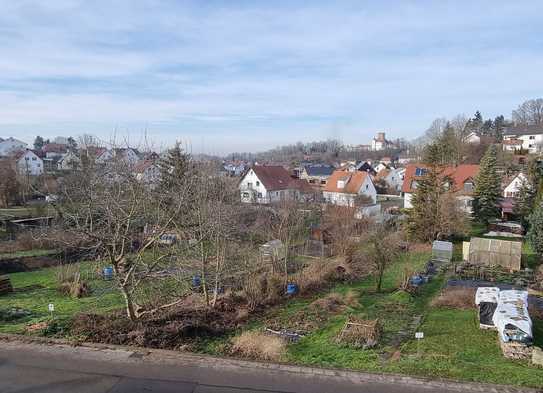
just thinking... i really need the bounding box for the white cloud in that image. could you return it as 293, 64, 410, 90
0, 0, 542, 153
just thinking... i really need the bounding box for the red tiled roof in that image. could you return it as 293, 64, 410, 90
502, 139, 522, 146
251, 165, 295, 191
323, 170, 370, 194
401, 164, 479, 193
42, 143, 67, 153
133, 160, 155, 174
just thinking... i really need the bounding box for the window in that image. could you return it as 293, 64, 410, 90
411, 180, 418, 189
247, 182, 253, 188
415, 168, 427, 176
530, 136, 536, 139
32, 157, 36, 161
257, 192, 262, 198
242, 192, 249, 198
309, 179, 315, 184
464, 181, 474, 192
256, 181, 260, 187
529, 144, 534, 148
365, 184, 369, 190
320, 180, 326, 185
25, 157, 29, 161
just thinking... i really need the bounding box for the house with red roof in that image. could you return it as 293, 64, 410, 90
238, 165, 312, 204
401, 164, 479, 212
322, 170, 376, 207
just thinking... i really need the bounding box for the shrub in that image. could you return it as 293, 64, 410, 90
231, 331, 286, 361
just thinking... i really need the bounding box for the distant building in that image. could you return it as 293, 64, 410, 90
58, 151, 81, 171
371, 132, 394, 151
42, 143, 68, 159
503, 125, 543, 153
323, 170, 377, 206
0, 138, 27, 157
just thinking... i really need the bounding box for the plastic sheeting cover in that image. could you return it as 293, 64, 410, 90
492, 290, 532, 343
475, 287, 500, 305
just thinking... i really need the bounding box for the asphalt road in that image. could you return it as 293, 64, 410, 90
0, 339, 530, 393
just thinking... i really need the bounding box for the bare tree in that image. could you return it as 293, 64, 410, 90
56, 153, 192, 321
513, 98, 543, 126
359, 224, 403, 292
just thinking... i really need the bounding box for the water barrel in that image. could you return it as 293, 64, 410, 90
286, 283, 298, 295
103, 267, 113, 280
192, 275, 201, 288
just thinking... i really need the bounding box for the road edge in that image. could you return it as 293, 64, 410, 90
0, 333, 539, 393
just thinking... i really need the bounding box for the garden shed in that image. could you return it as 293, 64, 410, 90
432, 241, 453, 263
467, 237, 522, 272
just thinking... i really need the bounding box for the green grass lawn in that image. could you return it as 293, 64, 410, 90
0, 249, 59, 260
0, 262, 123, 334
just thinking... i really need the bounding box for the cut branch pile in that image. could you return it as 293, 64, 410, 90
336, 316, 381, 349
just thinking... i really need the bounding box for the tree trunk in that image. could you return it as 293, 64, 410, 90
121, 286, 137, 321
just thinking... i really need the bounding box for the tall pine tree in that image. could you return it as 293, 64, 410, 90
158, 142, 192, 191
473, 145, 502, 223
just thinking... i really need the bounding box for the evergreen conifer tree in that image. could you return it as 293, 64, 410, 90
473, 145, 502, 223
527, 204, 543, 256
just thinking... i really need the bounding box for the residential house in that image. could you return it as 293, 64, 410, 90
134, 160, 161, 186
356, 161, 377, 175
502, 138, 523, 152
503, 125, 543, 153
464, 131, 481, 144
371, 132, 394, 151
239, 165, 310, 204
374, 167, 403, 193
113, 148, 141, 164
401, 164, 479, 213
13, 149, 44, 176
0, 138, 27, 157
374, 162, 388, 173
322, 170, 377, 206
42, 143, 68, 159
222, 161, 246, 177
502, 173, 527, 198
57, 151, 81, 171
299, 164, 335, 187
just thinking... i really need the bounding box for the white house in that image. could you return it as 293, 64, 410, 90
0, 138, 27, 157
464, 132, 481, 144
503, 126, 543, 153
134, 160, 161, 186
502, 173, 528, 198
322, 170, 377, 206
58, 151, 81, 171
14, 149, 44, 176
502, 139, 523, 152
239, 165, 309, 204
374, 167, 403, 192
374, 163, 388, 173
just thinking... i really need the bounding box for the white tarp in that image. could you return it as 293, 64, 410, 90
492, 290, 532, 343
475, 287, 500, 305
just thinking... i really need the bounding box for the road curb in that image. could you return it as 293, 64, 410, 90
0, 333, 540, 393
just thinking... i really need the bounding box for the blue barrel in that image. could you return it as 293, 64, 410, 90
192, 275, 201, 288
286, 283, 298, 295
103, 267, 113, 280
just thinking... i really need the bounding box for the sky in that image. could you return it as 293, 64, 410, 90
0, 1, 542, 155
